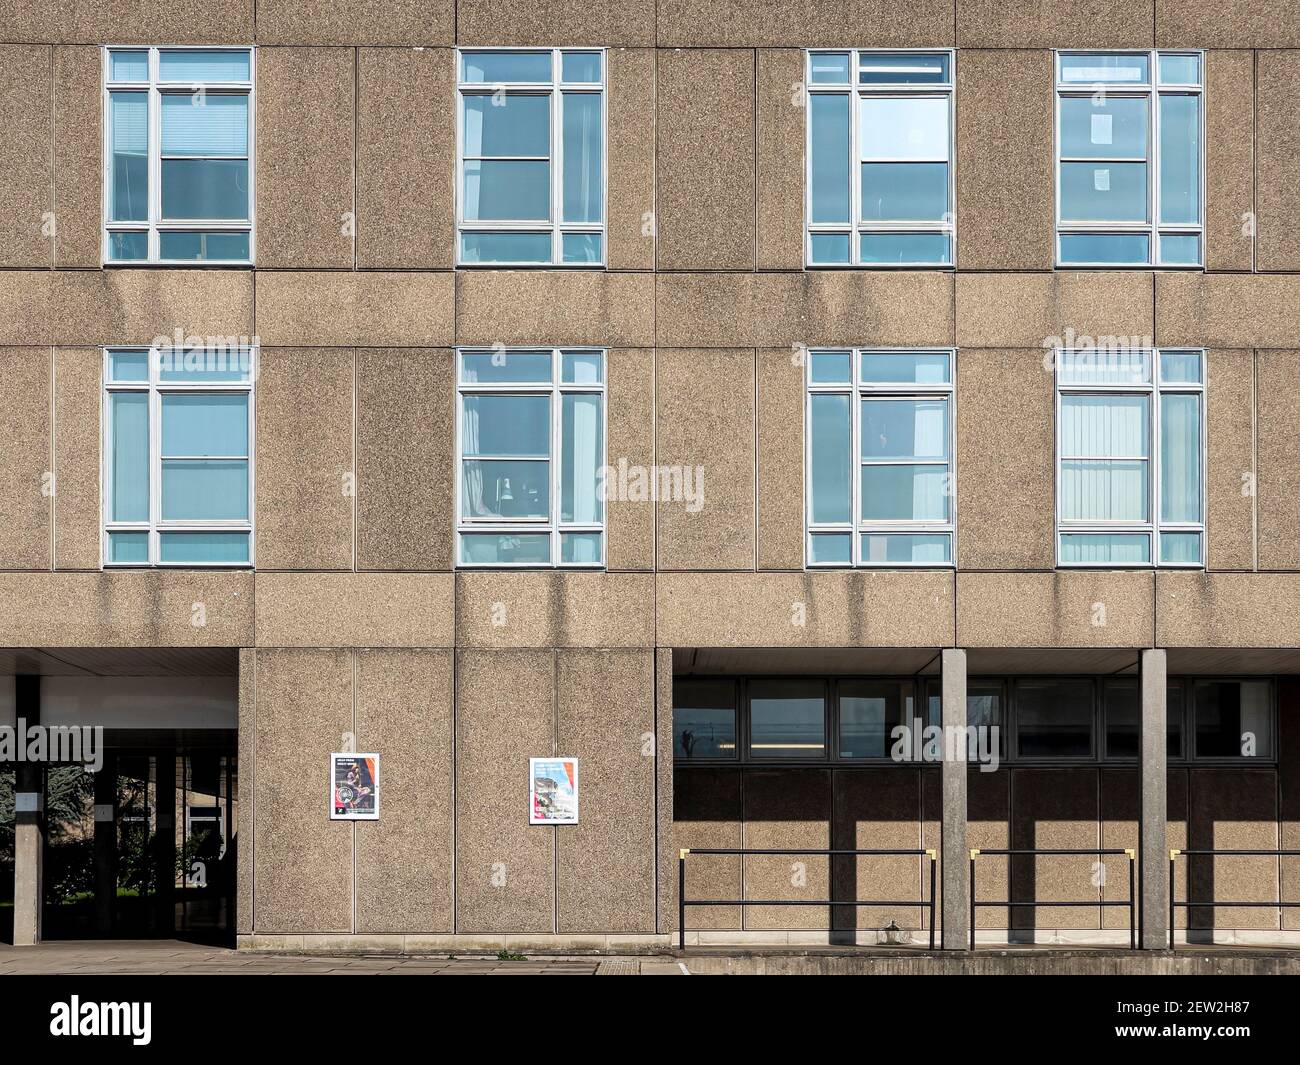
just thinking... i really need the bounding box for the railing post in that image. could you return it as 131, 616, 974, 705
968, 850, 978, 951
1126, 849, 1136, 950
1169, 849, 1179, 952
678, 849, 689, 951
926, 849, 937, 951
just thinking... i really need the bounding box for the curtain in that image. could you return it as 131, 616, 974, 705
110, 393, 149, 522
562, 93, 602, 223
461, 398, 483, 516
562, 395, 602, 564
1060, 394, 1149, 521
1160, 393, 1200, 522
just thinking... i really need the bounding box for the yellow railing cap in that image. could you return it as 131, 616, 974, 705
1169, 848, 1181, 859
970, 848, 981, 859
1124, 848, 1136, 859
679, 848, 691, 859
925, 848, 937, 859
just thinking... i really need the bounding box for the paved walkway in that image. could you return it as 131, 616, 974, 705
0, 941, 607, 975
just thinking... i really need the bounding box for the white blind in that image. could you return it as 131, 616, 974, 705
161, 94, 248, 156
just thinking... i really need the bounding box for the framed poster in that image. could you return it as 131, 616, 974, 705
529, 757, 579, 825
330, 752, 380, 820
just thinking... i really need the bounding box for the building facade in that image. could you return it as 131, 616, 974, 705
2, 1, 1300, 952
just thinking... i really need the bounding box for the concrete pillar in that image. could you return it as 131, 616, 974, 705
940, 648, 968, 950
12, 675, 42, 946
153, 750, 176, 935
1140, 648, 1169, 949
93, 752, 118, 935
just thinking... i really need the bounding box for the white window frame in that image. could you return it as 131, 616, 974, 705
1054, 348, 1206, 568
805, 49, 956, 269
102, 45, 256, 266
455, 48, 607, 268
455, 348, 607, 568
1054, 49, 1204, 268
805, 348, 956, 568
101, 346, 256, 568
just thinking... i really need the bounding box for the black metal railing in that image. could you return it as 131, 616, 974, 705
677, 847, 937, 951
969, 847, 1137, 951
1168, 848, 1300, 949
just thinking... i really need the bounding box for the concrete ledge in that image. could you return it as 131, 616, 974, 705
238, 932, 675, 954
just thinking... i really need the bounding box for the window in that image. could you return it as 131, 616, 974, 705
1055, 51, 1202, 266
1194, 680, 1273, 760
748, 680, 827, 760
673, 679, 738, 760
838, 680, 914, 758
1055, 349, 1204, 566
807, 349, 954, 566
456, 349, 605, 566
1015, 678, 1094, 758
806, 50, 954, 266
456, 49, 605, 266
103, 346, 254, 566
104, 47, 254, 264
1103, 679, 1183, 758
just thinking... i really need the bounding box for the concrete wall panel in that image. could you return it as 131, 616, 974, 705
0, 348, 51, 569
832, 769, 923, 932
1011, 769, 1101, 930
673, 768, 742, 930
757, 347, 804, 570
744, 769, 831, 930
1206, 350, 1255, 571
958, 572, 1155, 648
756, 49, 804, 272
1204, 51, 1255, 272
454, 272, 654, 348
605, 348, 656, 571
1257, 350, 1300, 569
607, 49, 657, 272
256, 572, 455, 647
657, 0, 955, 47
255, 0, 454, 44
455, 572, 654, 649
0, 46, 51, 269
958, 0, 1154, 47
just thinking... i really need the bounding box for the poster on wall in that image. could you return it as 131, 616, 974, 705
529, 757, 579, 825
330, 753, 380, 820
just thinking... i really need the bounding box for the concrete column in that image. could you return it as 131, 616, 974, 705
940, 648, 968, 950
1140, 648, 1169, 949
12, 675, 42, 946
153, 750, 177, 935
93, 752, 118, 935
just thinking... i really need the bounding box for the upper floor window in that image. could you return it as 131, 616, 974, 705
806, 349, 954, 567
456, 349, 605, 566
806, 50, 954, 267
456, 49, 605, 266
104, 47, 254, 264
1055, 51, 1202, 267
1055, 349, 1204, 567
103, 346, 255, 567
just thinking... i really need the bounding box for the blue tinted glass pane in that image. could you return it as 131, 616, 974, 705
1060, 461, 1149, 521
1159, 350, 1202, 383
109, 51, 148, 81
462, 394, 551, 456
161, 94, 248, 155
561, 394, 603, 523
107, 531, 149, 564
859, 232, 950, 264
461, 52, 553, 84
809, 350, 851, 383
562, 93, 602, 222
808, 532, 851, 564
159, 231, 249, 260
1060, 533, 1150, 564
861, 162, 948, 221
460, 532, 552, 564
1158, 54, 1201, 85
809, 394, 851, 523
1061, 162, 1148, 221
461, 350, 553, 383
108, 350, 149, 382
561, 52, 601, 83
161, 159, 249, 219
460, 231, 553, 263
110, 393, 149, 522
159, 349, 253, 382
162, 394, 248, 456
462, 459, 549, 519
1060, 54, 1149, 84
1059, 232, 1150, 264
1060, 393, 1150, 457
860, 465, 948, 521
561, 232, 602, 263
861, 398, 948, 460
1159, 95, 1200, 224
810, 53, 850, 84
809, 232, 850, 263
1056, 349, 1152, 385
159, 50, 250, 82
161, 460, 249, 519
1159, 233, 1200, 264
860, 351, 950, 384
749, 682, 826, 759
159, 531, 250, 564
560, 532, 602, 564
1160, 393, 1201, 523
1060, 96, 1148, 158
809, 94, 850, 224
109, 92, 148, 222
463, 160, 550, 220
1160, 531, 1201, 564
462, 94, 550, 156
859, 52, 949, 85
561, 352, 602, 383
107, 231, 149, 260
860, 96, 949, 160
860, 533, 951, 564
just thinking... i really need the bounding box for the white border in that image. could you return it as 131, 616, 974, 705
330, 752, 381, 821
529, 756, 579, 825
